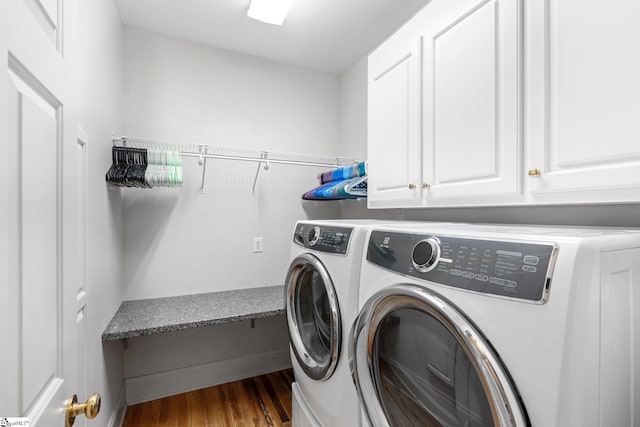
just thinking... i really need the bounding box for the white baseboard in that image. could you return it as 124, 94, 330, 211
125, 348, 292, 405
107, 383, 127, 427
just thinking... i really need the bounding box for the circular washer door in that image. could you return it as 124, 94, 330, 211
349, 284, 529, 427
286, 253, 341, 381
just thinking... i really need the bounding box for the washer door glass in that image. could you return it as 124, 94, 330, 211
375, 308, 492, 426
286, 253, 341, 381
350, 284, 528, 427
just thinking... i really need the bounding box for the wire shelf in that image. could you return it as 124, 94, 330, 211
111, 136, 358, 194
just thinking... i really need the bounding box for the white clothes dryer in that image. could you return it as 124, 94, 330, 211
286, 220, 382, 427
350, 222, 640, 427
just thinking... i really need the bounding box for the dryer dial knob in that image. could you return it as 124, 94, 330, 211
411, 238, 441, 273
308, 226, 321, 246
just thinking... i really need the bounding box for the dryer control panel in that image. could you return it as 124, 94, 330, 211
367, 231, 557, 303
294, 223, 352, 254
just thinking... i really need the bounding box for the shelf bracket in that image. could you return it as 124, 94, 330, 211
252, 151, 269, 194
199, 144, 208, 194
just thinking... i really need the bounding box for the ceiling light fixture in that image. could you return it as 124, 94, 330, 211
247, 0, 295, 26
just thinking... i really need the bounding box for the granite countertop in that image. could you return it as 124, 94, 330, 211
102, 285, 285, 341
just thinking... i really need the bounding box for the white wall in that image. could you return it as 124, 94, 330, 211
116, 27, 349, 403
121, 27, 342, 301
338, 58, 368, 160
123, 316, 290, 404
76, 0, 127, 425
337, 59, 640, 227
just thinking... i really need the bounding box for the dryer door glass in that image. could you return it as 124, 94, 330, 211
350, 284, 528, 427
296, 268, 332, 358
286, 253, 341, 381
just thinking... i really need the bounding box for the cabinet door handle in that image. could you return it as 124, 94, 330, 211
528, 169, 541, 177
408, 183, 416, 190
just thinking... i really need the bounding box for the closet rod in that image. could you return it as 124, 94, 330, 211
180, 152, 342, 168
112, 138, 345, 168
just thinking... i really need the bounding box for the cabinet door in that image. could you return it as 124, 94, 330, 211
526, 0, 640, 203
422, 0, 522, 205
367, 34, 423, 208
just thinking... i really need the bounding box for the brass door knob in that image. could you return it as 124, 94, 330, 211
528, 168, 541, 177
422, 183, 430, 189
66, 393, 101, 427
408, 183, 416, 190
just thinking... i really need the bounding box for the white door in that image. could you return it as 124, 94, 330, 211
367, 31, 423, 208
526, 0, 640, 203
422, 0, 521, 205
1, 0, 86, 425
74, 127, 90, 427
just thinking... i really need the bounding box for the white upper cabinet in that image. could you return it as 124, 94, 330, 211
423, 0, 521, 205
368, 0, 640, 207
367, 30, 423, 207
526, 0, 640, 203
367, 0, 522, 208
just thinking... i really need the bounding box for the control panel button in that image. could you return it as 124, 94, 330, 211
411, 238, 441, 273
524, 255, 539, 265
462, 271, 474, 279
522, 265, 537, 273
489, 277, 506, 286
308, 226, 321, 246
475, 274, 489, 281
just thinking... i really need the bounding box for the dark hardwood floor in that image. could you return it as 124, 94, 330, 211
122, 369, 294, 427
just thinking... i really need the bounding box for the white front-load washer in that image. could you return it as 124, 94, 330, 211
350, 222, 640, 427
285, 220, 380, 427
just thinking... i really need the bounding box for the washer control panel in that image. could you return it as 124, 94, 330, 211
367, 230, 557, 303
294, 223, 352, 254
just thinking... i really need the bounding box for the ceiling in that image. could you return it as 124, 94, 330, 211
115, 0, 431, 74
